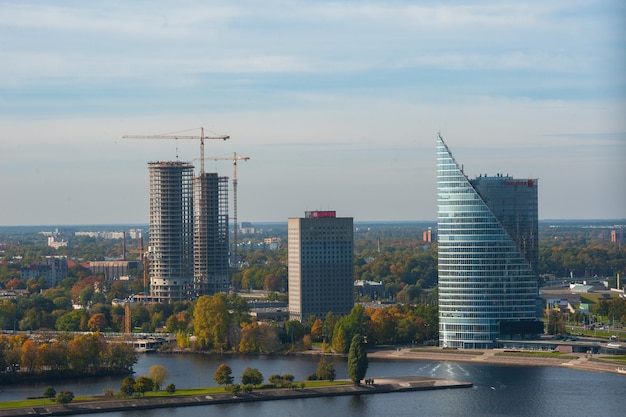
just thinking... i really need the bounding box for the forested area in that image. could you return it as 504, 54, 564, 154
0, 332, 136, 380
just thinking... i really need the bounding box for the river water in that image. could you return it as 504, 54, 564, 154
1, 353, 624, 417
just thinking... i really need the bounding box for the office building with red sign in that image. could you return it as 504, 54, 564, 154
288, 211, 354, 321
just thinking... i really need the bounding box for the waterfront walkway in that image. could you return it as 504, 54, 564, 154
0, 376, 471, 416
367, 347, 624, 374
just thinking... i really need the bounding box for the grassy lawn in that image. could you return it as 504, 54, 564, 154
0, 398, 59, 409
0, 380, 352, 409
0, 394, 100, 409
589, 356, 626, 365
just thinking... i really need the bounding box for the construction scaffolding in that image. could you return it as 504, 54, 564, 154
193, 172, 230, 295
148, 161, 195, 303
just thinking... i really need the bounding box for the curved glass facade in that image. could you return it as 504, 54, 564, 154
437, 135, 539, 348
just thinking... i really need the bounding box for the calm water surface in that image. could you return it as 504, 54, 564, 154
1, 353, 624, 417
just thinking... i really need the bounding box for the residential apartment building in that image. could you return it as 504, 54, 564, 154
21, 257, 68, 287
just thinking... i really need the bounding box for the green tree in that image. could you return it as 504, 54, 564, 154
0, 300, 17, 330
239, 322, 260, 353
149, 365, 169, 391
19, 308, 43, 331
546, 311, 566, 335
165, 383, 176, 394
315, 357, 336, 381
55, 310, 85, 332
55, 390, 74, 404
241, 367, 264, 386
107, 280, 129, 302
257, 323, 280, 353
67, 332, 104, 373
331, 326, 348, 353
323, 311, 336, 342
43, 386, 56, 399
347, 334, 368, 385
214, 363, 234, 386
193, 294, 231, 351
134, 376, 154, 396
103, 341, 137, 372
283, 320, 305, 345
120, 376, 136, 397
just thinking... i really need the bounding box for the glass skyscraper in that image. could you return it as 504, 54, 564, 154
437, 135, 540, 348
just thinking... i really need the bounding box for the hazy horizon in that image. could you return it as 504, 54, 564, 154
2, 218, 625, 230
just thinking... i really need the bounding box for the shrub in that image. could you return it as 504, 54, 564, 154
43, 386, 56, 399
269, 373, 296, 387
56, 390, 74, 405
165, 383, 176, 394
268, 374, 282, 385
226, 384, 241, 396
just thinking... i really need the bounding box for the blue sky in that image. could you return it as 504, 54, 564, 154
1, 0, 624, 225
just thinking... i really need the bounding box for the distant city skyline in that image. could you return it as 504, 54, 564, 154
1, 1, 624, 226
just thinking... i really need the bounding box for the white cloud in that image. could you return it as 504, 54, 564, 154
0, 1, 624, 224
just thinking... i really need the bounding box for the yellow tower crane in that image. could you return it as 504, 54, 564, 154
124, 303, 132, 335
123, 127, 229, 298
123, 127, 230, 174
204, 152, 250, 268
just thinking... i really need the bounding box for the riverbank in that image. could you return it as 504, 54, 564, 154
365, 347, 626, 375
0, 376, 471, 416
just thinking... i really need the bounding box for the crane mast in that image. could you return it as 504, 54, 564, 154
204, 152, 250, 268
122, 127, 229, 298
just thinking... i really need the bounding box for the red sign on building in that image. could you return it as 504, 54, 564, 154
310, 211, 336, 218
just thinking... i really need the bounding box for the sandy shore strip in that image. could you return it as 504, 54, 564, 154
366, 347, 625, 375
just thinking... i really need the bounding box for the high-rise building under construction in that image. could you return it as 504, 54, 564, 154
437, 135, 542, 349
148, 161, 194, 302
147, 162, 230, 302
194, 172, 229, 295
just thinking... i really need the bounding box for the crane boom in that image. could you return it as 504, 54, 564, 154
123, 127, 229, 174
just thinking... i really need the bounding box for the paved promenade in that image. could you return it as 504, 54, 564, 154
367, 347, 625, 374
0, 376, 471, 417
